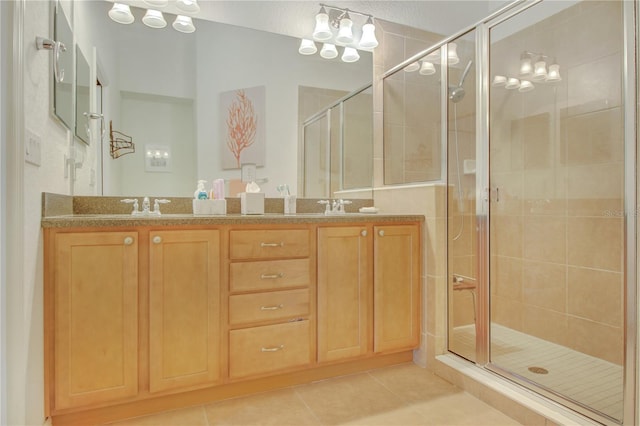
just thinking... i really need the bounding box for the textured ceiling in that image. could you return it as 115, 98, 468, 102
118, 1, 510, 40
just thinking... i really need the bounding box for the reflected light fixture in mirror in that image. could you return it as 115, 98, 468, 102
492, 75, 507, 86
142, 9, 167, 28
299, 39, 318, 55
546, 62, 561, 82
518, 80, 534, 92
320, 43, 338, 59
519, 52, 533, 75
176, 0, 200, 14
144, 0, 168, 7
419, 61, 436, 75
173, 15, 195, 33
447, 42, 459, 65
504, 77, 520, 89
404, 62, 419, 72
108, 3, 134, 24
532, 57, 548, 81
341, 47, 360, 63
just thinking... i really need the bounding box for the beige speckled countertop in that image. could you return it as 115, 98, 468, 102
41, 193, 424, 228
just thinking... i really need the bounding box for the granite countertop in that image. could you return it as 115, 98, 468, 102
41, 193, 424, 229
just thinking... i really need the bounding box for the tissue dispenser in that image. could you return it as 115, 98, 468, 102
193, 199, 227, 215
240, 192, 265, 215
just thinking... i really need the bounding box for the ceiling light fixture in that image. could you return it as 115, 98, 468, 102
142, 9, 167, 28
173, 15, 195, 33
108, 3, 134, 24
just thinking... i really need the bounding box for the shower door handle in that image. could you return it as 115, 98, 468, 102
495, 187, 500, 202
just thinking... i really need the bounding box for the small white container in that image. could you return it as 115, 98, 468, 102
193, 199, 227, 215
284, 195, 296, 214
240, 192, 264, 215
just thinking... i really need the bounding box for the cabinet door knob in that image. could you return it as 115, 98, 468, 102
261, 345, 284, 352
378, 230, 385, 237
124, 236, 134, 245
361, 230, 367, 237
152, 236, 162, 244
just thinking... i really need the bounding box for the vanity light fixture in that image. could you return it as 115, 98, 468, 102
142, 9, 167, 28
302, 4, 377, 63
143, 0, 169, 7
341, 46, 360, 63
518, 80, 534, 92
419, 61, 436, 75
299, 39, 318, 55
447, 42, 460, 65
404, 62, 420, 72
108, 3, 134, 24
519, 52, 533, 76
546, 61, 561, 82
532, 56, 548, 81
173, 15, 195, 33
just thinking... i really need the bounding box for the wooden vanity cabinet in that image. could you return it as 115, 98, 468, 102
50, 231, 139, 410
148, 229, 221, 393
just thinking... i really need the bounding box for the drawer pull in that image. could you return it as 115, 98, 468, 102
261, 304, 284, 311
261, 273, 284, 279
261, 345, 284, 352
260, 242, 284, 247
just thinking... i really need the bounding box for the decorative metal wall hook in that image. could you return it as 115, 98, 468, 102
109, 120, 135, 159
36, 36, 66, 83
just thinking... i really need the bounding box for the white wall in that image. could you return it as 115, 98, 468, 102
0, 1, 8, 423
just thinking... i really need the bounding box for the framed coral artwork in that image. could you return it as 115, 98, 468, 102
220, 86, 265, 169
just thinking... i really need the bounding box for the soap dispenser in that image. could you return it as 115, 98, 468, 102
194, 180, 208, 199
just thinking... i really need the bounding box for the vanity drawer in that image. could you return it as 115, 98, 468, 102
229, 289, 309, 326
229, 230, 309, 259
229, 320, 310, 378
230, 258, 310, 292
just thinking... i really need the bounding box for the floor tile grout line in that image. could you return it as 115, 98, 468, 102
293, 386, 326, 426
201, 405, 211, 426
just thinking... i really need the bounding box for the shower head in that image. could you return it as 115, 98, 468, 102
449, 60, 474, 103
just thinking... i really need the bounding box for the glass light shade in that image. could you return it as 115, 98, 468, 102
419, 61, 436, 75
313, 9, 332, 41
143, 0, 168, 7
519, 54, 533, 76
320, 43, 338, 59
447, 42, 459, 65
298, 39, 317, 55
173, 15, 195, 33
341, 47, 360, 63
358, 22, 378, 49
176, 0, 200, 13
425, 49, 440, 63
505, 77, 521, 89
546, 63, 561, 82
142, 9, 167, 28
108, 3, 134, 24
532, 60, 547, 81
518, 80, 534, 92
491, 75, 507, 87
335, 17, 354, 44
404, 62, 419, 72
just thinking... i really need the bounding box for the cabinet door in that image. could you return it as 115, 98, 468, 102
149, 230, 221, 393
317, 226, 370, 362
373, 225, 420, 353
54, 232, 138, 410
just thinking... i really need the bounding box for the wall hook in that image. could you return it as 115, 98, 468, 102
35, 36, 66, 83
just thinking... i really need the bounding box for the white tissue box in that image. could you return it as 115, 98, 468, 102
240, 192, 264, 215
193, 199, 227, 215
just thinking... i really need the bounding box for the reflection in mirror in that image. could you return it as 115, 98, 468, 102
342, 86, 373, 190
73, 1, 372, 198
303, 113, 329, 198
53, 0, 74, 129
75, 45, 90, 144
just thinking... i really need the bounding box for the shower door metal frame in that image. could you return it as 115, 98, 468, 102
475, 1, 638, 425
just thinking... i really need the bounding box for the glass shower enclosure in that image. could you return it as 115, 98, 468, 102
445, 1, 635, 425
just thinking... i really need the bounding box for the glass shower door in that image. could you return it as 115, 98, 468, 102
487, 1, 625, 422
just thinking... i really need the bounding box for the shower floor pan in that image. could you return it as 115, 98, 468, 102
452, 324, 623, 419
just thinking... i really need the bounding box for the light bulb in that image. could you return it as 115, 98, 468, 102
519, 53, 533, 76
320, 43, 338, 59
108, 3, 134, 24
341, 46, 360, 63
532, 59, 547, 81
546, 63, 561, 82
313, 7, 332, 41
448, 42, 459, 65
358, 18, 378, 49
173, 15, 195, 33
142, 9, 167, 28
299, 39, 317, 55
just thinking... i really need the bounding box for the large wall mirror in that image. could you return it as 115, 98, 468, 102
73, 1, 374, 198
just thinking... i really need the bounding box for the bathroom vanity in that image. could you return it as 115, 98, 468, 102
42, 202, 422, 425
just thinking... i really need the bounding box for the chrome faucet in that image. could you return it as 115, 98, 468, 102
121, 197, 170, 216
141, 197, 151, 214
121, 198, 141, 216
318, 199, 352, 215
152, 199, 171, 216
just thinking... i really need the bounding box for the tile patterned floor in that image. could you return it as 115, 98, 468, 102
105, 363, 522, 426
